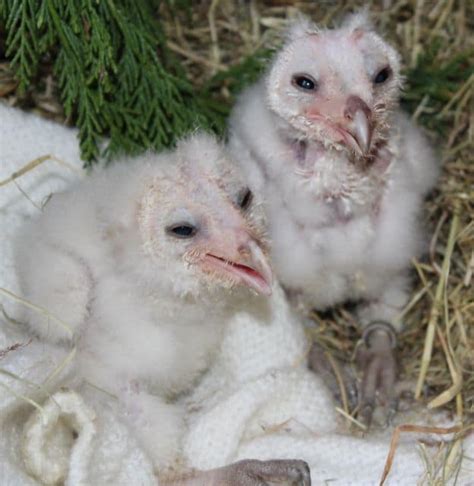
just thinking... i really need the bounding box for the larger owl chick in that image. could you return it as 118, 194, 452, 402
229, 11, 440, 425
14, 133, 310, 485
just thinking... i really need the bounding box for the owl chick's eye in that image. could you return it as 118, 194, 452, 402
166, 223, 198, 239
292, 74, 317, 91
373, 67, 391, 84
238, 188, 253, 211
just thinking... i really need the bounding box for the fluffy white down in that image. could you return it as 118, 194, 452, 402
9, 111, 276, 470
228, 15, 440, 327
1, 105, 471, 486
0, 103, 156, 485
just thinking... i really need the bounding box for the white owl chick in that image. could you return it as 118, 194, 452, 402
229, 12, 439, 425
14, 133, 310, 485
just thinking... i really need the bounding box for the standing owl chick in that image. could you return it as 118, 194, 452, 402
14, 133, 310, 485
229, 12, 439, 425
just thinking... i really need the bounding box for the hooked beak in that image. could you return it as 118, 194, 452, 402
346, 109, 372, 155
343, 96, 373, 156
204, 240, 273, 296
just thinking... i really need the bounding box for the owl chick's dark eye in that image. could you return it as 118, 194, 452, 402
292, 74, 317, 91
238, 188, 253, 210
373, 67, 391, 84
166, 223, 198, 239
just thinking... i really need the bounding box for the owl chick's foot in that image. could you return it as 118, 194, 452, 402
356, 321, 398, 428
162, 459, 311, 486
216, 459, 311, 486
308, 342, 358, 412
220, 459, 311, 486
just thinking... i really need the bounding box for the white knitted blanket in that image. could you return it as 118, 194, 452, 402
0, 104, 472, 485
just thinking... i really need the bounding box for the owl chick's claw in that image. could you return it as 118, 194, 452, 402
356, 321, 398, 427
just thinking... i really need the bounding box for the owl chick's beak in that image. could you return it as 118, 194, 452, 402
204, 239, 273, 296
349, 109, 371, 154
343, 96, 373, 155
305, 95, 373, 157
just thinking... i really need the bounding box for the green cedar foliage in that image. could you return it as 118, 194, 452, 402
0, 0, 223, 166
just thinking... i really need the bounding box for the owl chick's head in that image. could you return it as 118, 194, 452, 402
120, 133, 272, 299
266, 11, 402, 160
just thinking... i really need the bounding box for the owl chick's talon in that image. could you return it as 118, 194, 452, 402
356, 321, 398, 427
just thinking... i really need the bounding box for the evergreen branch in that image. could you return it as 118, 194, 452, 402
4, 0, 41, 90
2, 0, 224, 165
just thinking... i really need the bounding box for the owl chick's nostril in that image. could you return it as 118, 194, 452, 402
344, 95, 372, 120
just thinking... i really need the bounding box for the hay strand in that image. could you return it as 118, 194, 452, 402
379, 423, 472, 486
0, 154, 81, 189
0, 380, 44, 417
0, 287, 73, 338
415, 207, 460, 399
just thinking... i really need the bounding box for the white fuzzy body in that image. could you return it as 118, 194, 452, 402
16, 160, 227, 390
229, 15, 439, 328
14, 135, 269, 469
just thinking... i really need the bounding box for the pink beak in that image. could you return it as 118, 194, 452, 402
204, 239, 273, 296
